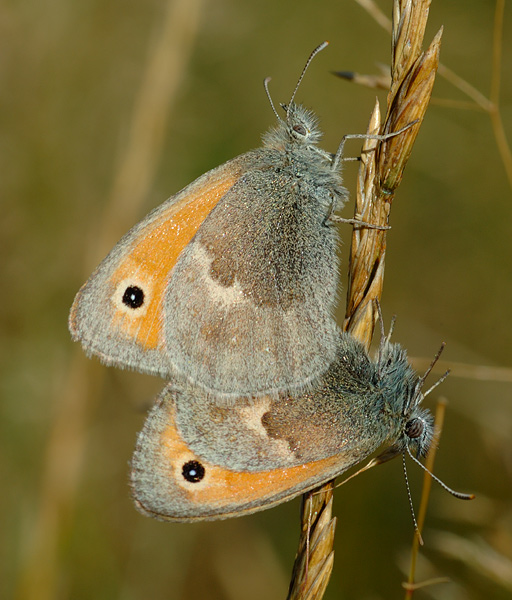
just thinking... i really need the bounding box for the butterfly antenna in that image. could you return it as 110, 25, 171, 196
422, 369, 450, 399
403, 453, 424, 546
406, 445, 475, 500
386, 315, 396, 344
264, 77, 281, 121
287, 41, 329, 119
417, 343, 446, 389
376, 300, 397, 374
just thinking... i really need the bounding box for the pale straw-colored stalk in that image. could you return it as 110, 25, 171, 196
15, 3, 203, 599
287, 2, 442, 597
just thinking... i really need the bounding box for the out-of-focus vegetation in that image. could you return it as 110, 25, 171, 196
2, 1, 511, 599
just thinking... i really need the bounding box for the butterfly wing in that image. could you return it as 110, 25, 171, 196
69, 155, 251, 379
131, 334, 389, 521
70, 146, 341, 395
130, 384, 350, 521
161, 161, 340, 395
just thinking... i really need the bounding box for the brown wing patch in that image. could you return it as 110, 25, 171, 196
139, 406, 343, 520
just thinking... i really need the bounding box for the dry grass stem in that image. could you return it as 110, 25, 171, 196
355, 0, 392, 31
429, 533, 512, 591
287, 484, 336, 600
15, 3, 202, 599
402, 576, 450, 591
488, 0, 512, 189
343, 102, 384, 345
410, 358, 512, 383
356, 0, 512, 190
379, 29, 442, 192
94, 0, 204, 258
332, 68, 391, 90
346, 2, 441, 340
287, 1, 442, 597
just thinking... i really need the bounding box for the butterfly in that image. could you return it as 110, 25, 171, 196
130, 329, 447, 521
69, 42, 350, 399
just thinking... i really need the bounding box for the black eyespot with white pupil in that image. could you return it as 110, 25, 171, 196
405, 417, 424, 440
182, 460, 205, 483
122, 286, 145, 309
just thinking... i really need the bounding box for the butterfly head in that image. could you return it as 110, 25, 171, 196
281, 102, 323, 146
376, 338, 437, 461
261, 42, 328, 154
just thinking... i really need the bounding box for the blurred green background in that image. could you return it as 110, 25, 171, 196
2, 0, 512, 598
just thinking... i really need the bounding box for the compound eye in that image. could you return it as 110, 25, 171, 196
405, 417, 424, 440
293, 124, 307, 136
